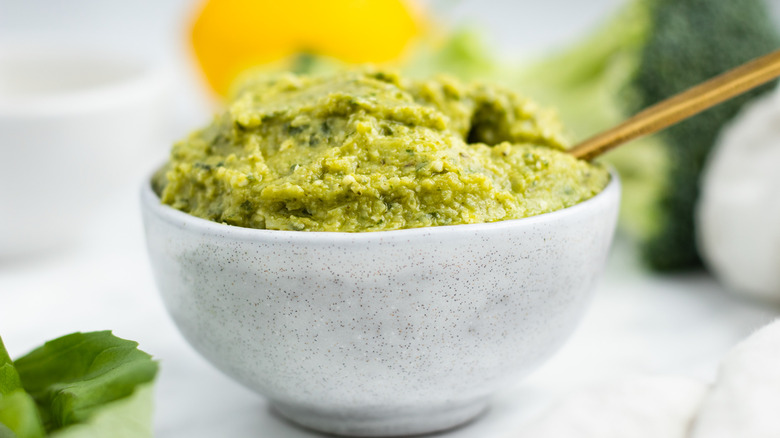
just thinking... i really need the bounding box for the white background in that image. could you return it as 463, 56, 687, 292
1, 1, 779, 436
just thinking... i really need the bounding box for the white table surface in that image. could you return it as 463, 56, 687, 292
2, 177, 777, 438
2, 1, 780, 436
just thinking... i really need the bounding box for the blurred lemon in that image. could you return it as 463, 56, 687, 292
191, 0, 422, 96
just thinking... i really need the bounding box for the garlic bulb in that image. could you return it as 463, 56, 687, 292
696, 87, 780, 301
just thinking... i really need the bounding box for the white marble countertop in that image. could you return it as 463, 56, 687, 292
1, 178, 777, 437
2, 1, 779, 436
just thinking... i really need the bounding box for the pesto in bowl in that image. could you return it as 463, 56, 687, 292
154, 70, 608, 231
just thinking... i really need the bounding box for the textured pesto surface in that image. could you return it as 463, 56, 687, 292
155, 70, 608, 231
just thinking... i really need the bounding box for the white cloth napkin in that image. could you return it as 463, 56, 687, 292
518, 376, 705, 438
519, 319, 780, 438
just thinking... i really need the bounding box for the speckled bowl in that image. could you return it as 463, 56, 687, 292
141, 172, 620, 437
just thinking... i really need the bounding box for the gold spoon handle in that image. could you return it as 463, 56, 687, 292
569, 49, 780, 161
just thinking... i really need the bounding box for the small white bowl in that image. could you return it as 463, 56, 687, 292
0, 43, 171, 256
142, 172, 620, 437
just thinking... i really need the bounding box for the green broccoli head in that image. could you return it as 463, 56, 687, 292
635, 0, 779, 270
518, 0, 780, 271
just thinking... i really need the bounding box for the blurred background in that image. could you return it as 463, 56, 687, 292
0, 0, 637, 133
2, 0, 780, 436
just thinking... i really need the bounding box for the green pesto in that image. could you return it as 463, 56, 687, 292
154, 70, 608, 232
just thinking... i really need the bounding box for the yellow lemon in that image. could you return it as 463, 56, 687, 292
190, 0, 422, 96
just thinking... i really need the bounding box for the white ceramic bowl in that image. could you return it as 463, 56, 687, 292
142, 173, 620, 436
0, 44, 171, 256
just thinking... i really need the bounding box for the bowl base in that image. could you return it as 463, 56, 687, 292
272, 399, 488, 437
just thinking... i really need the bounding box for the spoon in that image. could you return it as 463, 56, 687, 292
569, 49, 780, 161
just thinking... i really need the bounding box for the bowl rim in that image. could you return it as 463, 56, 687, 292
141, 168, 620, 243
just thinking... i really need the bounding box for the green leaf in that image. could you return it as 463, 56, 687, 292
1, 337, 22, 395
13, 332, 158, 435
0, 337, 46, 438
0, 391, 46, 438
49, 383, 155, 438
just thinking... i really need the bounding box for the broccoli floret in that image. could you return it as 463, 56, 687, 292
516, 0, 780, 271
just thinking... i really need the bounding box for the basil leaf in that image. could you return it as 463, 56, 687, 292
0, 391, 46, 438
0, 337, 45, 438
1, 337, 22, 395
13, 332, 158, 435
